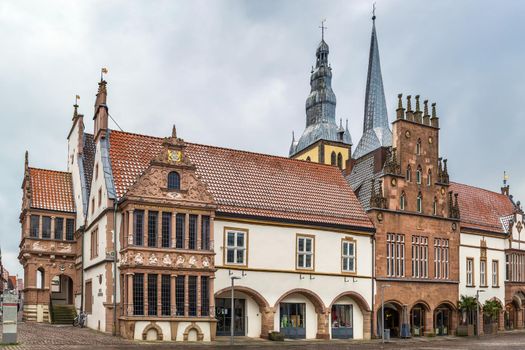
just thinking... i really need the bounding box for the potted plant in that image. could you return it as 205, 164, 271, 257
483, 299, 502, 334
457, 295, 477, 336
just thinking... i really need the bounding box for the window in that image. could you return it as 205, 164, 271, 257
387, 233, 405, 277
188, 276, 197, 316
133, 273, 144, 315
201, 276, 209, 316
480, 259, 487, 287
175, 276, 185, 316
42, 216, 51, 239
411, 236, 428, 278
134, 210, 144, 246
492, 260, 499, 287
331, 151, 336, 165
331, 304, 353, 329
225, 229, 247, 265
427, 169, 432, 186
400, 192, 406, 210
416, 192, 423, 213
189, 214, 197, 249
90, 228, 98, 259
175, 214, 185, 249
98, 188, 102, 207
434, 239, 449, 279
433, 197, 438, 215
37, 268, 45, 289
95, 163, 99, 180
161, 213, 171, 248
406, 165, 412, 182
85, 280, 92, 314
30, 215, 40, 238
466, 258, 474, 287
296, 235, 314, 270
416, 138, 421, 155
167, 171, 180, 190
306, 156, 311, 161
91, 198, 95, 214
147, 211, 158, 247
201, 216, 210, 250
416, 166, 422, 184
342, 239, 356, 273
54, 217, 63, 240
506, 254, 510, 281
148, 274, 158, 316
337, 153, 343, 169
66, 219, 75, 240
161, 275, 171, 316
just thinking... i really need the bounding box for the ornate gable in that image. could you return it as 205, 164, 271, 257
125, 127, 215, 207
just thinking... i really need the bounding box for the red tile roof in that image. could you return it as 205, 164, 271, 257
109, 130, 373, 229
29, 168, 75, 212
450, 182, 515, 233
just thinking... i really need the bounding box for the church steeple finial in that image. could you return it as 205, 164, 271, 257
319, 19, 327, 41
372, 2, 376, 21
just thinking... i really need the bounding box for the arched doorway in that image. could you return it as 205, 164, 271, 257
434, 302, 455, 336
50, 274, 74, 305
214, 286, 269, 338
410, 302, 430, 336
329, 292, 371, 339
506, 292, 524, 330
377, 301, 401, 338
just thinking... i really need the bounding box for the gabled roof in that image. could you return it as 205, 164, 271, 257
450, 182, 515, 234
108, 130, 373, 229
29, 168, 75, 213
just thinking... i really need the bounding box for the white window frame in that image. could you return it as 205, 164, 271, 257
297, 235, 314, 270
467, 258, 474, 286
342, 239, 356, 273
480, 259, 487, 286
225, 229, 247, 266
492, 260, 499, 287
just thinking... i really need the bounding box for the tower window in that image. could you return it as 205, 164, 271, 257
427, 169, 432, 186
400, 192, 406, 210
416, 165, 422, 184
417, 192, 423, 213
306, 156, 311, 162
331, 151, 336, 166
433, 197, 438, 215
406, 165, 412, 182
416, 138, 421, 155
337, 153, 343, 169
167, 171, 180, 190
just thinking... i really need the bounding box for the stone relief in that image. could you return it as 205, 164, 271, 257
188, 256, 197, 267
149, 253, 158, 265
163, 254, 172, 266
176, 255, 185, 267
134, 252, 144, 265
202, 256, 210, 268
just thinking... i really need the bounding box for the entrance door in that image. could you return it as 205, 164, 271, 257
435, 308, 449, 335
411, 307, 424, 336
382, 307, 400, 337
280, 303, 306, 339
331, 304, 353, 339
215, 298, 245, 336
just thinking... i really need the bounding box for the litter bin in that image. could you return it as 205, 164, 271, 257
383, 329, 390, 341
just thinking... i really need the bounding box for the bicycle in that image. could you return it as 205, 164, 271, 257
73, 311, 87, 328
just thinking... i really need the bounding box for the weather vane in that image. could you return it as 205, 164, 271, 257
100, 67, 108, 81
372, 2, 376, 21
75, 94, 80, 106
319, 19, 327, 40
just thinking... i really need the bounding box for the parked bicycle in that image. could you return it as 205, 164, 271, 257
73, 311, 87, 328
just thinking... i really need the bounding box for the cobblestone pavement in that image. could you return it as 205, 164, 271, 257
2, 322, 525, 349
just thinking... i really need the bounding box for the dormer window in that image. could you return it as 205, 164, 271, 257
400, 192, 406, 210
406, 165, 412, 182
416, 138, 421, 155
417, 192, 423, 213
416, 165, 422, 184
168, 171, 180, 190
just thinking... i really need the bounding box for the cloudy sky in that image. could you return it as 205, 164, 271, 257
1, 0, 524, 276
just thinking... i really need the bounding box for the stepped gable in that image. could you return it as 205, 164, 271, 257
28, 168, 75, 212
450, 182, 516, 233
109, 130, 373, 229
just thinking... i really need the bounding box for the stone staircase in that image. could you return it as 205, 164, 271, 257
50, 304, 76, 325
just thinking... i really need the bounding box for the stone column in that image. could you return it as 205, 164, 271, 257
499, 309, 505, 331
210, 215, 215, 251
171, 212, 177, 248
158, 211, 163, 248
128, 209, 134, 246
50, 216, 55, 239
171, 274, 177, 316
209, 276, 215, 317
184, 213, 189, 249
363, 310, 372, 340
518, 308, 524, 328
424, 309, 434, 334
126, 273, 134, 315
316, 309, 330, 339
478, 310, 485, 335
260, 307, 275, 339
184, 275, 189, 316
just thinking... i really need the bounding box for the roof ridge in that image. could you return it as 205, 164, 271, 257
450, 181, 509, 199
28, 167, 72, 175
110, 129, 339, 169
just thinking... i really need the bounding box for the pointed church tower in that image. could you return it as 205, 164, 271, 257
352, 13, 392, 159
289, 21, 352, 170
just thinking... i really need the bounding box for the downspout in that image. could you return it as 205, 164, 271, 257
371, 234, 375, 338
112, 199, 118, 336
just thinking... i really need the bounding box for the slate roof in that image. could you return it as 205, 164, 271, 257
29, 168, 75, 213
450, 182, 516, 234
108, 130, 373, 229
347, 151, 382, 210
82, 133, 95, 197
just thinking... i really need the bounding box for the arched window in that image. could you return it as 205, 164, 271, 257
417, 192, 423, 213
427, 169, 432, 186
416, 138, 421, 155
337, 153, 343, 169
433, 197, 438, 215
167, 171, 180, 190
306, 156, 311, 162
37, 268, 45, 289
400, 192, 406, 210
331, 151, 336, 166
416, 165, 422, 184
406, 165, 412, 182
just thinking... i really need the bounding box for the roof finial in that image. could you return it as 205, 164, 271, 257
172, 124, 177, 139
372, 2, 376, 21
100, 67, 108, 82
504, 171, 509, 186
319, 19, 327, 41
25, 150, 28, 168
73, 94, 80, 118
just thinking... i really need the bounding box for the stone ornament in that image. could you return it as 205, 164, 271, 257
188, 256, 197, 267
135, 252, 144, 265
517, 221, 523, 233
202, 257, 210, 268
128, 235, 134, 245
176, 255, 185, 267
149, 253, 158, 265
163, 254, 172, 266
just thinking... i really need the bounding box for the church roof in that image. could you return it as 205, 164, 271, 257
450, 182, 516, 234
108, 130, 373, 230
28, 168, 75, 213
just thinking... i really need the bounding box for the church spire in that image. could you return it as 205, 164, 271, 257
352, 8, 393, 159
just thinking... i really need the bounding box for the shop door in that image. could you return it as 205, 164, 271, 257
435, 308, 449, 335
215, 298, 245, 336
411, 307, 424, 336
331, 304, 353, 339
280, 303, 306, 339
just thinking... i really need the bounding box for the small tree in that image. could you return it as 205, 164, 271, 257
483, 299, 502, 324
458, 295, 477, 325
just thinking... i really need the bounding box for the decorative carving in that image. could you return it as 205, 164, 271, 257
516, 221, 523, 233
134, 252, 144, 265
369, 179, 387, 209
383, 147, 400, 175
128, 234, 133, 245
448, 191, 460, 219
202, 257, 210, 268
149, 253, 158, 265
163, 254, 172, 266
176, 255, 185, 267
189, 256, 197, 267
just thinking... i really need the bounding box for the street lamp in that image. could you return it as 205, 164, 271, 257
230, 276, 241, 345
476, 289, 485, 337
381, 284, 391, 343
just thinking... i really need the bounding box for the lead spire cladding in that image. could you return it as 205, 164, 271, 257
289, 22, 352, 157
352, 12, 392, 159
